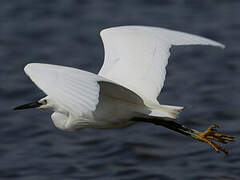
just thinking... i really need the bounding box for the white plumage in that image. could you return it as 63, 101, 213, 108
99, 26, 224, 102
19, 26, 224, 131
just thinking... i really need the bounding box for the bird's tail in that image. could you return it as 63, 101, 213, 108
146, 104, 184, 120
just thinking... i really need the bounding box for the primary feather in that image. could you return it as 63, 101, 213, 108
24, 63, 145, 118
25, 63, 103, 117
99, 26, 224, 102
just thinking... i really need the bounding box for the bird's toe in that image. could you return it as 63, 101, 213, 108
196, 124, 234, 155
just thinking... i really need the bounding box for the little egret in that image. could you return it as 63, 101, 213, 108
15, 26, 234, 154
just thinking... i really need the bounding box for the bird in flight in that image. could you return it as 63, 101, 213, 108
15, 26, 234, 154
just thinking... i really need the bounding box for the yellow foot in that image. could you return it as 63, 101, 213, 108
195, 125, 234, 155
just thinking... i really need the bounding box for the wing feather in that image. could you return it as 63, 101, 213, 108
99, 26, 225, 102
24, 63, 144, 117
24, 63, 106, 117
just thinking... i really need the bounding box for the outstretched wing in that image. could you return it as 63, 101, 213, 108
99, 26, 225, 102
24, 63, 144, 118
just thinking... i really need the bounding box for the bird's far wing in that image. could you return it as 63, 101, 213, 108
99, 26, 225, 102
24, 63, 144, 118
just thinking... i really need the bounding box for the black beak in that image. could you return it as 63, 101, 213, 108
14, 101, 43, 110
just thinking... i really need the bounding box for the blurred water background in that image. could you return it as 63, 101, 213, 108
0, 0, 240, 179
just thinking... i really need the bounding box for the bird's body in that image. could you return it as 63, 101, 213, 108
15, 26, 234, 154
51, 90, 139, 130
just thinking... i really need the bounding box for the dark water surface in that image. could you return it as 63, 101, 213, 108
0, 0, 240, 179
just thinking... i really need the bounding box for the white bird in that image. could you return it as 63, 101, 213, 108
15, 26, 234, 154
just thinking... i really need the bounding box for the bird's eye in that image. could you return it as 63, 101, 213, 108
43, 99, 47, 104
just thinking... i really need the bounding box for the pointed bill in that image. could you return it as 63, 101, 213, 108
14, 101, 42, 110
